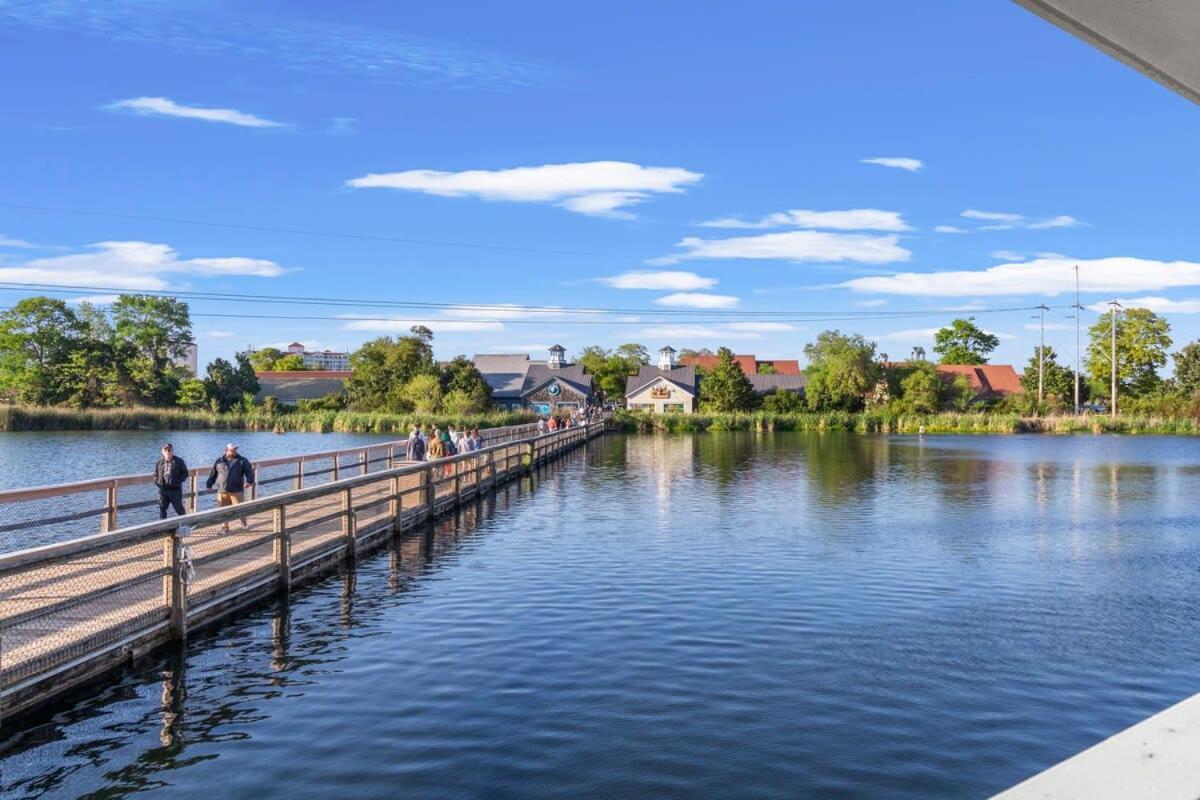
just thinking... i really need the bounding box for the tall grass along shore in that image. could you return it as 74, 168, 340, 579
0, 405, 536, 434
615, 410, 1200, 435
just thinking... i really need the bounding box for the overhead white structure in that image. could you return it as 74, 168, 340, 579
1015, 0, 1200, 104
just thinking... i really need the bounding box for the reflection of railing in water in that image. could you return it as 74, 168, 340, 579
0, 422, 543, 552
0, 421, 609, 723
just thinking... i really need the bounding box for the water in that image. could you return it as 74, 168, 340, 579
0, 431, 399, 490
5, 432, 1200, 798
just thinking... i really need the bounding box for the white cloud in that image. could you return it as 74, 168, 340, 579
855, 299, 889, 307
1029, 215, 1082, 230
934, 225, 968, 234
346, 160, 703, 218
440, 304, 581, 319
652, 230, 911, 266
341, 317, 504, 333
0, 240, 287, 290
68, 294, 121, 305
697, 208, 910, 232
725, 321, 795, 332
872, 327, 940, 342
842, 256, 1200, 297
0, 234, 35, 248
598, 270, 717, 291
107, 97, 283, 128
654, 293, 740, 309
207, 330, 236, 338
963, 209, 1025, 223
1086, 296, 1200, 314
862, 157, 924, 172
991, 250, 1025, 262
483, 343, 554, 354
640, 324, 763, 341
961, 209, 1082, 232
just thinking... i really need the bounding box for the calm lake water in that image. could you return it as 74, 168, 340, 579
4, 432, 1200, 798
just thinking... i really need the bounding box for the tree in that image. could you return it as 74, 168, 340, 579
1086, 307, 1171, 400
757, 362, 777, 375
248, 347, 285, 372
700, 347, 757, 411
678, 347, 713, 359
898, 362, 941, 413
63, 302, 117, 407
614, 343, 650, 366
0, 297, 85, 405
176, 378, 209, 408
439, 356, 493, 412
346, 334, 437, 412
1174, 342, 1200, 395
273, 354, 308, 371
576, 344, 645, 401
934, 318, 999, 364
803, 330, 878, 412
400, 373, 443, 413
110, 295, 194, 406
204, 354, 260, 411
1019, 346, 1076, 408
761, 388, 804, 413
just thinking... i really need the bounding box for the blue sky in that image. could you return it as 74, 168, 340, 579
2, 0, 1200, 370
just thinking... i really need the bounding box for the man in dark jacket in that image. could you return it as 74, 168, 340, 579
405, 424, 426, 461
207, 443, 254, 532
154, 443, 189, 519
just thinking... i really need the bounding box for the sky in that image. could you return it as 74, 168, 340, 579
2, 0, 1200, 371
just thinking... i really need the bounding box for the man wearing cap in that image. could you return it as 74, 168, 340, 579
154, 443, 189, 519
206, 443, 255, 532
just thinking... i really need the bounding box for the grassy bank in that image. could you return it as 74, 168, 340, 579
0, 405, 537, 434
615, 410, 1200, 435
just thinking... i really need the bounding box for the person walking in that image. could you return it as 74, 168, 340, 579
206, 443, 255, 533
406, 424, 426, 461
537, 417, 547, 435
154, 443, 189, 519
454, 428, 470, 454
547, 416, 558, 432
427, 428, 446, 460
472, 428, 485, 450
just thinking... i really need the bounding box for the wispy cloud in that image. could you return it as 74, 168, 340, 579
872, 327, 939, 342
1086, 296, 1200, 314
934, 225, 968, 234
1029, 215, 1082, 230
698, 208, 910, 232
962, 209, 1024, 223
843, 256, 1200, 297
107, 97, 283, 128
341, 316, 504, 333
0, 241, 287, 291
651, 230, 911, 266
855, 299, 888, 307
726, 322, 795, 332
348, 161, 702, 219
598, 270, 717, 291
2, 1, 547, 89
0, 234, 36, 248
991, 250, 1025, 262
654, 293, 739, 309
207, 330, 236, 338
955, 209, 1083, 232
861, 157, 924, 172
639, 324, 764, 341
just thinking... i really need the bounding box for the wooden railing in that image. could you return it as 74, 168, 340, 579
0, 421, 543, 552
0, 421, 607, 723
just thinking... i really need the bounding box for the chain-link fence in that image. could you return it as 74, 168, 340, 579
0, 422, 605, 722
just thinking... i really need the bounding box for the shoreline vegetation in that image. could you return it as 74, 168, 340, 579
0, 405, 536, 434
615, 410, 1200, 435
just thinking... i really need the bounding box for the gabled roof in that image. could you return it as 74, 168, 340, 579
522, 363, 593, 398
748, 374, 807, 394
936, 364, 1023, 397
680, 354, 758, 374
626, 365, 697, 397
471, 354, 531, 398
762, 359, 801, 376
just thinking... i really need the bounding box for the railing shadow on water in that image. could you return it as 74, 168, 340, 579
0, 421, 610, 727
0, 439, 607, 799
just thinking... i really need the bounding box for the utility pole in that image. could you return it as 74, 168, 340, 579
1074, 265, 1081, 415
1036, 304, 1048, 408
1108, 300, 1122, 418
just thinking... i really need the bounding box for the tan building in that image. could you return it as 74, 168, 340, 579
625, 347, 698, 414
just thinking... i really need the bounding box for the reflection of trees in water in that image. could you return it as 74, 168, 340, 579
0, 456, 580, 799
794, 432, 890, 508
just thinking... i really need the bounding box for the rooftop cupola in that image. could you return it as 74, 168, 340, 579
658, 345, 677, 371
548, 344, 566, 369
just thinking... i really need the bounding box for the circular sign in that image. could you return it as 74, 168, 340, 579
547, 382, 561, 396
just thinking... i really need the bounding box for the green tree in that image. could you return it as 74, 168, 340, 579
248, 347, 285, 372
757, 362, 777, 375
63, 302, 117, 407
1086, 307, 1171, 401
401, 373, 443, 413
204, 354, 260, 411
614, 343, 650, 366
700, 347, 757, 411
272, 354, 308, 371
439, 356, 493, 412
677, 347, 713, 359
803, 330, 878, 412
934, 318, 999, 364
110, 295, 194, 406
346, 333, 437, 412
1020, 346, 1076, 409
0, 297, 85, 405
1173, 341, 1200, 395
760, 388, 804, 413
576, 344, 645, 402
176, 378, 209, 408
898, 362, 941, 413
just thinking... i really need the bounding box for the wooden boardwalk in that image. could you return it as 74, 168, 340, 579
0, 423, 605, 722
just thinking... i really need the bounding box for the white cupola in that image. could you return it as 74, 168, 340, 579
548, 344, 566, 369
658, 345, 677, 370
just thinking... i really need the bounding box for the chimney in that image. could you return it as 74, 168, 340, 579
548, 344, 566, 369
658, 345, 677, 370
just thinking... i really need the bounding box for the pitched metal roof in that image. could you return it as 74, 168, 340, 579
625, 365, 697, 397
471, 354, 532, 398
522, 364, 593, 398
748, 374, 807, 394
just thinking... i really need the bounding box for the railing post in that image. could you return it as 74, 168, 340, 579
523, 442, 534, 473
189, 474, 198, 513
333, 455, 340, 482
387, 445, 395, 470
390, 475, 401, 524
361, 449, 369, 476
295, 458, 303, 490
165, 526, 188, 641
102, 481, 118, 532
274, 506, 290, 594
423, 466, 436, 518
455, 460, 462, 504
342, 487, 356, 560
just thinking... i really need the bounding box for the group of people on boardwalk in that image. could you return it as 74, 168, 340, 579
154, 442, 254, 530
403, 425, 485, 463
